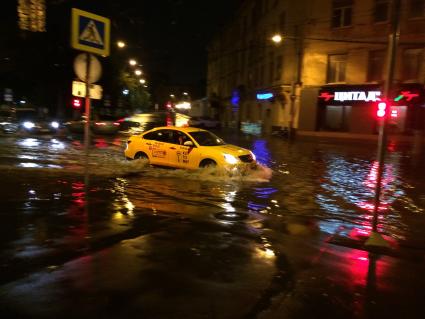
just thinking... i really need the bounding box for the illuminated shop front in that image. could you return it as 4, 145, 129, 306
316, 84, 425, 134
239, 87, 288, 135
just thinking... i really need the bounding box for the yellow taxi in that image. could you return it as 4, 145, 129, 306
124, 126, 257, 170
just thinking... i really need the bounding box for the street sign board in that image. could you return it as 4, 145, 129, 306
72, 81, 103, 100
71, 8, 110, 56
73, 53, 102, 83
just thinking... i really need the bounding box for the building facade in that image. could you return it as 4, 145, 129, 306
207, 0, 425, 136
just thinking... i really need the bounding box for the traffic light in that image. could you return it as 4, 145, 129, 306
376, 101, 387, 119
72, 98, 81, 109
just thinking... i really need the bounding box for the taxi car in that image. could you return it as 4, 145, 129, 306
124, 126, 257, 170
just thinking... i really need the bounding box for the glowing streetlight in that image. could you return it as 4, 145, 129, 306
117, 41, 126, 48
134, 69, 142, 76
170, 94, 175, 98
129, 59, 137, 66
183, 92, 188, 95
139, 79, 146, 84
271, 34, 282, 43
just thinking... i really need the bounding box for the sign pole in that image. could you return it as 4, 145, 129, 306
366, 0, 401, 247
84, 53, 91, 185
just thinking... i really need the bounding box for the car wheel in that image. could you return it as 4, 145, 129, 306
134, 152, 148, 161
199, 159, 217, 168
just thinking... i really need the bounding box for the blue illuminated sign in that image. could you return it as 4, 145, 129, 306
256, 93, 274, 100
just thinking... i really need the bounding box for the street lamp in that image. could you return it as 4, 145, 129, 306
117, 41, 126, 48
271, 34, 282, 44
134, 69, 142, 76
139, 79, 146, 84
129, 59, 137, 66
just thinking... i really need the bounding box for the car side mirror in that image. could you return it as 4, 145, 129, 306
183, 140, 194, 147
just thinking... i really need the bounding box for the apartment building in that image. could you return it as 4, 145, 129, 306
207, 0, 425, 135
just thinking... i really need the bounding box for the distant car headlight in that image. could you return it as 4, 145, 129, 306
23, 121, 35, 129
223, 153, 238, 165
50, 121, 59, 129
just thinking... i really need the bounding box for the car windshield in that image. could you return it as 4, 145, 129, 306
189, 131, 226, 146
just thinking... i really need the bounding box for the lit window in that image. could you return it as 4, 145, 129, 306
331, 0, 353, 28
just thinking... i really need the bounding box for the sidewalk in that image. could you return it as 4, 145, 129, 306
296, 130, 425, 143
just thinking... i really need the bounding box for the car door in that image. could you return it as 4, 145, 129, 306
168, 130, 201, 169
143, 129, 172, 166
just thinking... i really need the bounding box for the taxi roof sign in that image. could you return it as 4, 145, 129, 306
71, 8, 110, 57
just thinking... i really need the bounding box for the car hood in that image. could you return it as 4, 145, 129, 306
209, 144, 251, 156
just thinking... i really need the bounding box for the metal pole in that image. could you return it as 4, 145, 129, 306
371, 0, 401, 233
84, 53, 91, 186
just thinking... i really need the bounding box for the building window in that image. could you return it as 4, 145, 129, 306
402, 48, 423, 81
259, 64, 265, 86
327, 54, 347, 83
275, 55, 283, 81
368, 50, 386, 82
269, 52, 275, 82
331, 0, 353, 28
409, 0, 425, 18
279, 11, 286, 33
373, 0, 390, 23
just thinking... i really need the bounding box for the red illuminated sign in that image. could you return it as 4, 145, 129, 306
394, 91, 419, 102
318, 92, 334, 101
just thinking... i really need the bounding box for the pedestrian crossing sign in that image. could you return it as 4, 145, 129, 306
71, 8, 110, 56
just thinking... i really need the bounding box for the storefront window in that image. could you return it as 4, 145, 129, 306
327, 54, 347, 83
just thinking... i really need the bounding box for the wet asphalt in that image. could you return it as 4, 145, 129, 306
0, 129, 424, 319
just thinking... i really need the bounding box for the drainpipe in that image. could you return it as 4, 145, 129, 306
288, 25, 303, 139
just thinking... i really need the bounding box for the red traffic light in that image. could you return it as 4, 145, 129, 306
72, 98, 81, 109
376, 101, 387, 118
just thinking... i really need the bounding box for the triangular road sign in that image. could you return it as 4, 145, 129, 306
80, 20, 104, 46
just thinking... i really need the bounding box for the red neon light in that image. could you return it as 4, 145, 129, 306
400, 91, 419, 101
391, 110, 398, 118
319, 92, 335, 101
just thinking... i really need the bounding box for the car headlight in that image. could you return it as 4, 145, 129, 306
223, 153, 238, 165
50, 121, 59, 129
23, 121, 35, 129
250, 151, 256, 161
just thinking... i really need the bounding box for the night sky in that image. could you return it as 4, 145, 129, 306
0, 0, 240, 107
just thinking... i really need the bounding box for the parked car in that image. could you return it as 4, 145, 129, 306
1, 108, 61, 134
124, 126, 257, 171
92, 115, 121, 135
188, 116, 220, 128
119, 111, 190, 135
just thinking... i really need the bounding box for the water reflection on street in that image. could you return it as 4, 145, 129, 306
0, 132, 424, 318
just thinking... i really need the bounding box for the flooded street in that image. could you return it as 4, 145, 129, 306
0, 131, 424, 318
